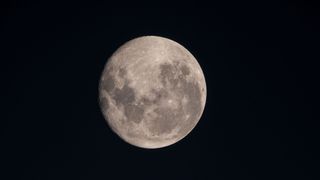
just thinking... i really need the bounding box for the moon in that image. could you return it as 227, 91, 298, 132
99, 36, 206, 149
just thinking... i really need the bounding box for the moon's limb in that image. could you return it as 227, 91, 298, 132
99, 36, 206, 149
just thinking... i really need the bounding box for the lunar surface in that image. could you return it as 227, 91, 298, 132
99, 36, 206, 149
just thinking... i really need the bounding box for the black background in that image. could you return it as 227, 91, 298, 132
1, 0, 319, 179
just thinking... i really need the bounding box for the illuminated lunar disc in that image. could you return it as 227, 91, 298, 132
99, 36, 206, 149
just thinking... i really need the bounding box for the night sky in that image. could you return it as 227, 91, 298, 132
1, 1, 319, 179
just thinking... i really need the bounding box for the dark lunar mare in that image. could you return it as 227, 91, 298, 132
146, 62, 203, 136
101, 67, 146, 124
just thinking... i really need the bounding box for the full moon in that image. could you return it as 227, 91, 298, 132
99, 36, 206, 149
